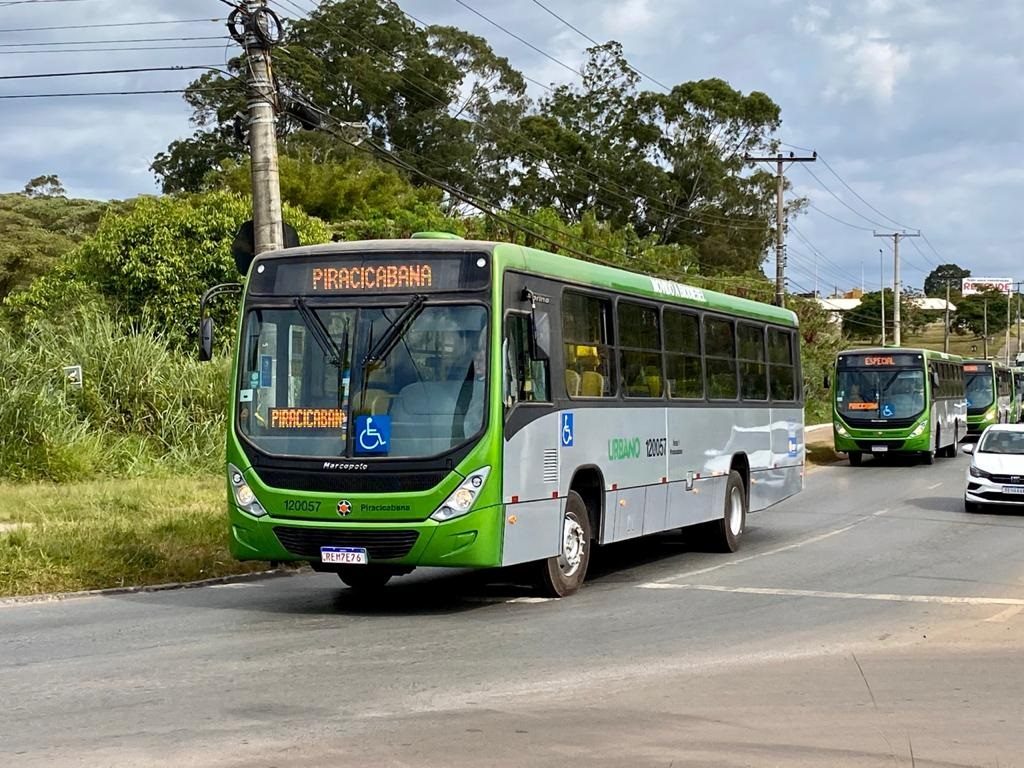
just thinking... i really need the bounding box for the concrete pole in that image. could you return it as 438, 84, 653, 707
245, 0, 283, 256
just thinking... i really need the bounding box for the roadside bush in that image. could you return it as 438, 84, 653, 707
0, 309, 229, 481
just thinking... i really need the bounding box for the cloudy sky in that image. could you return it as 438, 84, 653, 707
2, 0, 1021, 291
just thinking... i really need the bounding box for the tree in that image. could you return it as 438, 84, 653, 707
841, 290, 925, 341
0, 191, 110, 300
924, 263, 970, 298
5, 191, 332, 348
953, 289, 1010, 337
22, 174, 65, 198
153, 0, 526, 197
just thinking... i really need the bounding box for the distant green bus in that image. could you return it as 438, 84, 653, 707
203, 235, 804, 597
1013, 367, 1024, 421
964, 360, 1018, 434
832, 348, 965, 465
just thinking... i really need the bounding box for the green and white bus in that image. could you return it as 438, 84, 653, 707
832, 348, 965, 465
205, 235, 804, 596
964, 360, 1018, 434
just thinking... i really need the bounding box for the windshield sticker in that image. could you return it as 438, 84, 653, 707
355, 415, 391, 455
249, 371, 260, 388
269, 408, 345, 430
239, 389, 253, 403
260, 355, 273, 387
881, 404, 896, 417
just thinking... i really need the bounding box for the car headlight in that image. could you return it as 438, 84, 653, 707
969, 464, 991, 479
229, 463, 267, 517
909, 422, 926, 438
834, 422, 849, 437
431, 467, 490, 522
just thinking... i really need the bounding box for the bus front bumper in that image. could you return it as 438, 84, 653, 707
228, 503, 503, 569
833, 424, 930, 454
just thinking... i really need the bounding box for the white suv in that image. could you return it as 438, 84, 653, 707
963, 424, 1024, 512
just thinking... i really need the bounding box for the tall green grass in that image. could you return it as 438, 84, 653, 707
0, 309, 229, 481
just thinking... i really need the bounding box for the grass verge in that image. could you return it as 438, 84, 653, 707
0, 475, 267, 597
805, 427, 842, 468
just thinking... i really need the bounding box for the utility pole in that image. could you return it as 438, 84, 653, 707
944, 280, 951, 353
873, 231, 920, 347
240, 1, 284, 255
1017, 285, 1022, 359
879, 248, 886, 346
1007, 286, 1013, 366
745, 151, 817, 308
983, 299, 989, 360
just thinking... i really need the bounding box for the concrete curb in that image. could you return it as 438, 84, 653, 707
0, 566, 307, 607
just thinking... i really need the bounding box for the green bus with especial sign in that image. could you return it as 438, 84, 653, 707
831, 348, 966, 465
202, 234, 805, 597
964, 359, 1019, 434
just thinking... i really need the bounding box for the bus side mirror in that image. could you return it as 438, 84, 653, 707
823, 374, 830, 390
199, 317, 214, 362
931, 370, 940, 388
532, 311, 551, 362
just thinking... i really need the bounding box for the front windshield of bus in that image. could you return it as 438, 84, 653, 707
236, 303, 488, 459
836, 368, 925, 421
965, 371, 994, 411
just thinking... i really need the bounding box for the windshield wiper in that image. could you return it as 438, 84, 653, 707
362, 294, 426, 367
295, 298, 347, 368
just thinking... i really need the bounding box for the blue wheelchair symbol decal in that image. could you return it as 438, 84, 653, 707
881, 403, 895, 418
355, 415, 390, 455
560, 413, 574, 447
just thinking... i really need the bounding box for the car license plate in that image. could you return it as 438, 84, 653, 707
321, 547, 368, 565
1002, 486, 1024, 496
872, 445, 888, 453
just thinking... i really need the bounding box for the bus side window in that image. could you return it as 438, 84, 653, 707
505, 313, 550, 407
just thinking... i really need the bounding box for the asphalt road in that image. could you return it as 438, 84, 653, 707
3, 452, 1024, 768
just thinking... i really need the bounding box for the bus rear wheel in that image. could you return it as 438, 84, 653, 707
848, 451, 862, 466
697, 470, 746, 553
337, 566, 394, 591
534, 491, 591, 598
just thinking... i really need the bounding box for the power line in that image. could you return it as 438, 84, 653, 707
272, 0, 771, 235
0, 17, 223, 34
527, 0, 672, 91
800, 163, 895, 230
0, 85, 234, 99
0, 64, 225, 80
0, 44, 231, 54
452, 0, 583, 79
807, 202, 874, 232
0, 0, 91, 5
0, 35, 229, 47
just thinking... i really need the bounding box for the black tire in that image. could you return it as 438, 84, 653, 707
534, 491, 592, 598
964, 498, 980, 514
848, 451, 863, 466
936, 426, 949, 458
696, 470, 747, 553
337, 566, 394, 591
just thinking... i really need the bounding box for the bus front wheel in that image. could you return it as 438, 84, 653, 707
535, 491, 592, 598
848, 451, 862, 466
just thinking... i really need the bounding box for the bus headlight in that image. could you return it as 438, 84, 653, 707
985, 407, 997, 421
834, 422, 849, 437
909, 422, 926, 438
432, 467, 490, 522
229, 463, 267, 517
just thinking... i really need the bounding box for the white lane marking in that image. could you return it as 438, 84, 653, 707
926, 482, 943, 490
640, 583, 1024, 607
208, 583, 259, 589
654, 510, 889, 584
985, 605, 1024, 623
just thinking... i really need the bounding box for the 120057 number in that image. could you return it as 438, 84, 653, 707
646, 438, 666, 457
284, 500, 321, 512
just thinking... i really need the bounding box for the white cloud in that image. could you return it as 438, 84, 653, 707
600, 0, 655, 35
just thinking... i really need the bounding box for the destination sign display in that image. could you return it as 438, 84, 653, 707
838, 353, 922, 369
268, 408, 346, 430
963, 363, 991, 373
248, 252, 490, 296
